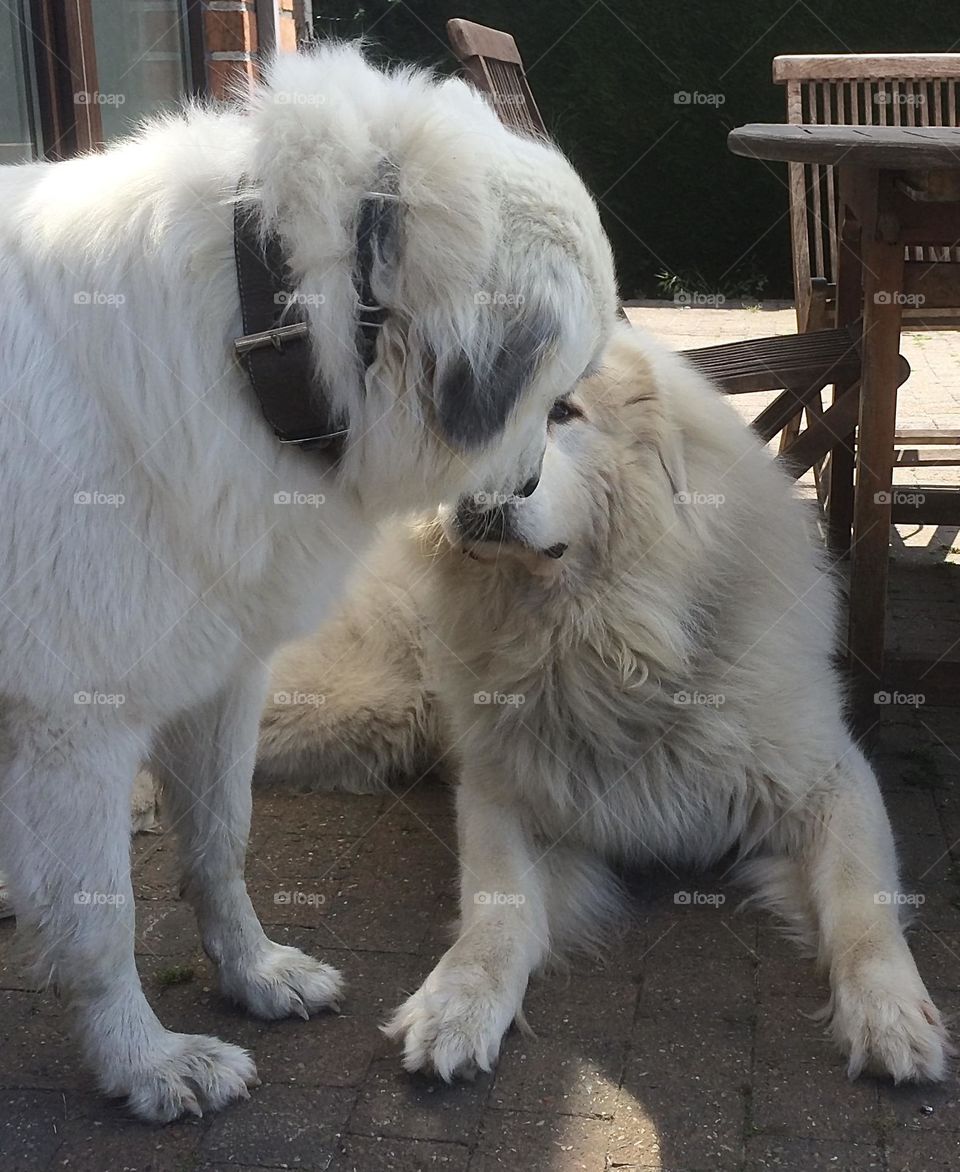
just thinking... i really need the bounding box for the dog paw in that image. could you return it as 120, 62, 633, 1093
118, 1032, 258, 1123
220, 942, 343, 1020
830, 959, 952, 1083
383, 961, 518, 1080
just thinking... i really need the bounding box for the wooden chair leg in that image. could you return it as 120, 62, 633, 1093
848, 234, 904, 679
827, 428, 856, 555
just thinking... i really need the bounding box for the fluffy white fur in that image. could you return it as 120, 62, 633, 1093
0, 45, 615, 1121
261, 325, 951, 1086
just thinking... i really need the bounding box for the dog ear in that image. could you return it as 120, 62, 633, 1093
433, 309, 559, 450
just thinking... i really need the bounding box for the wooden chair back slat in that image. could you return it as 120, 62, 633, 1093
446, 18, 547, 139
775, 54, 960, 329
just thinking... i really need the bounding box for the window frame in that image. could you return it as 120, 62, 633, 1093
27, 0, 206, 159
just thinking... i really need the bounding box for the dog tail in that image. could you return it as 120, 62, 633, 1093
257, 557, 439, 794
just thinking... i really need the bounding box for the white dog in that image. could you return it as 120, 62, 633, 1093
0, 45, 616, 1120
260, 325, 950, 1086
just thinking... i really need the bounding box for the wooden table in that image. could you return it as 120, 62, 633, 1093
728, 124, 960, 699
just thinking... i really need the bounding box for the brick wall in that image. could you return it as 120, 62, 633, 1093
201, 0, 303, 98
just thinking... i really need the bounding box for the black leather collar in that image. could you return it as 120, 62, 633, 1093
232, 187, 390, 461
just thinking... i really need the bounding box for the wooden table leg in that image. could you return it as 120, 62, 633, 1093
847, 180, 904, 680
827, 188, 863, 557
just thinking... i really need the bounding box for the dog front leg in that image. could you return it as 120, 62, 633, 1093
385, 777, 548, 1079
0, 717, 257, 1121
151, 663, 342, 1020
801, 745, 950, 1081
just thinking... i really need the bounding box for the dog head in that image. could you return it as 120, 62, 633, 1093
246, 46, 617, 515
439, 325, 695, 579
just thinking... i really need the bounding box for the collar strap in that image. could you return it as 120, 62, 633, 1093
233, 189, 387, 459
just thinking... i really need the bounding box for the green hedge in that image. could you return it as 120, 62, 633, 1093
312, 2, 953, 299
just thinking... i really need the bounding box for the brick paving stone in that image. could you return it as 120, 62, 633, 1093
637, 910, 758, 1018
752, 996, 881, 1140
52, 1095, 203, 1171
902, 927, 960, 991
744, 1135, 884, 1169
332, 1134, 469, 1171
521, 969, 639, 1040
202, 1085, 355, 1168
469, 1109, 610, 1172
886, 1128, 960, 1170
755, 929, 827, 1002
0, 991, 84, 1094
0, 1090, 70, 1172
613, 1009, 752, 1171
489, 1036, 625, 1117
348, 1059, 490, 1145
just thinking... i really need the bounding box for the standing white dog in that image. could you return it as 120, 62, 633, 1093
261, 326, 950, 1086
0, 45, 616, 1120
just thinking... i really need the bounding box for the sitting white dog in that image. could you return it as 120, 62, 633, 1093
0, 45, 615, 1120
261, 325, 950, 1086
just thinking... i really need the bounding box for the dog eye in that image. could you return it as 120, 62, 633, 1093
548, 398, 582, 425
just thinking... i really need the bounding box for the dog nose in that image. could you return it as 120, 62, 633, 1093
517, 475, 540, 499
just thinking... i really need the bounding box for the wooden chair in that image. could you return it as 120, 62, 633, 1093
446, 19, 547, 139
774, 55, 960, 542
446, 19, 902, 485
775, 54, 960, 333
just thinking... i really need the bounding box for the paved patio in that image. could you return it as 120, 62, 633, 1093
2, 305, 959, 1171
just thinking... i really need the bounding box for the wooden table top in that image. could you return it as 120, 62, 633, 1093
728, 123, 960, 169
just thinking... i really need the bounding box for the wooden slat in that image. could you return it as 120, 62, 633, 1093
447, 19, 523, 65
778, 383, 861, 478
728, 124, 960, 170
774, 55, 960, 83
894, 450, 960, 466
890, 489, 960, 525
680, 325, 863, 395
894, 428, 960, 445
